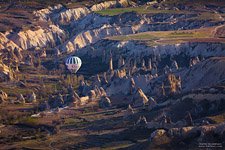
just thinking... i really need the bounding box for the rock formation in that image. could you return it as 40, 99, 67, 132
163, 74, 182, 94
28, 92, 37, 103
0, 90, 8, 103
99, 96, 111, 108
0, 61, 12, 81
9, 25, 66, 50
25, 54, 33, 66
16, 94, 26, 104
136, 116, 148, 127
118, 56, 125, 68
88, 90, 97, 101
147, 97, 157, 110
132, 88, 148, 107
99, 87, 107, 97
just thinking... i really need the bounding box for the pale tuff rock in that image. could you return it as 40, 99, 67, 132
113, 69, 126, 79
90, 1, 117, 11
129, 77, 136, 95
25, 55, 33, 66
33, 0, 134, 24
0, 33, 22, 52
148, 59, 152, 70
163, 74, 182, 94
16, 94, 26, 104
189, 56, 200, 67
61, 25, 135, 52
0, 61, 10, 76
109, 55, 113, 72
28, 92, 37, 103
55, 48, 61, 56
94, 86, 102, 97
99, 87, 107, 97
101, 72, 108, 85
58, 7, 90, 24
0, 61, 14, 81
132, 88, 148, 107
106, 75, 150, 96
88, 90, 97, 101
9, 25, 66, 50
90, 0, 134, 11
0, 90, 8, 103
99, 96, 111, 108
33, 4, 64, 21
118, 56, 125, 68
72, 91, 81, 103
40, 50, 47, 58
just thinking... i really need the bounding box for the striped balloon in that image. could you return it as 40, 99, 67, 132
65, 56, 82, 73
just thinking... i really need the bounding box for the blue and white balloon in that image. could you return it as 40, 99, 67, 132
65, 56, 82, 73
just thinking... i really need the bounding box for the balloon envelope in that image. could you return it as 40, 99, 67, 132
65, 56, 82, 73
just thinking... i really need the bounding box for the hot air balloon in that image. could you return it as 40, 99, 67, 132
65, 56, 82, 73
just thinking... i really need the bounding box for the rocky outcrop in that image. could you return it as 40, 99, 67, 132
88, 90, 97, 101
106, 75, 151, 96
0, 33, 22, 52
57, 7, 90, 25
8, 25, 66, 50
99, 96, 111, 108
91, 0, 135, 11
33, 4, 64, 21
16, 94, 26, 104
28, 92, 37, 103
0, 62, 12, 82
0, 90, 8, 103
77, 40, 225, 61
132, 88, 149, 107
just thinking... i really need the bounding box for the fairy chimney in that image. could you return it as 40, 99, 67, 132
118, 56, 125, 68
148, 58, 152, 70
109, 55, 113, 72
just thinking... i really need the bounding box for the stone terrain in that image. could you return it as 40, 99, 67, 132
0, 0, 225, 149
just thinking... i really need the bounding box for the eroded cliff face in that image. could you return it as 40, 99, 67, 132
0, 33, 22, 52
59, 12, 223, 53
1, 0, 223, 53
33, 0, 134, 25
7, 25, 66, 50
77, 40, 225, 60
